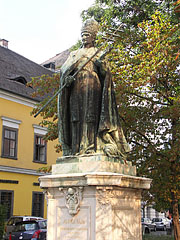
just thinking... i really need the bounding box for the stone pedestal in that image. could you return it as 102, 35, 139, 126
53, 154, 136, 176
40, 155, 151, 240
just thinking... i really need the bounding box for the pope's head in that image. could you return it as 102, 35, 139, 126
81, 19, 99, 48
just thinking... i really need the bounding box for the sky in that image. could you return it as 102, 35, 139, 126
0, 0, 95, 64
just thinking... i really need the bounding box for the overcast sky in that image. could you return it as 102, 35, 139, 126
0, 0, 95, 64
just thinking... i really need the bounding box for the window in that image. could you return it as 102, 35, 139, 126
0, 190, 14, 220
1, 127, 18, 159
32, 192, 44, 217
33, 124, 47, 164
33, 135, 47, 163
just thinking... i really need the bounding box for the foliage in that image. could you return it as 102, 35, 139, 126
37, 166, 52, 173
27, 73, 61, 152
0, 204, 7, 239
70, 40, 83, 51
82, 0, 179, 25
174, 0, 180, 13
110, 11, 180, 212
143, 235, 174, 240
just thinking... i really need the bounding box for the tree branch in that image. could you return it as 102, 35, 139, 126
128, 91, 170, 106
120, 116, 166, 157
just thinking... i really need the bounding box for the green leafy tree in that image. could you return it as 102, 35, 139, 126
174, 0, 180, 13
105, 11, 180, 240
82, 0, 179, 25
27, 73, 61, 152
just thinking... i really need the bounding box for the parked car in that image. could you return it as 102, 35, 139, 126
152, 217, 167, 230
142, 223, 150, 235
162, 218, 171, 229
141, 218, 156, 231
8, 220, 47, 240
3, 216, 44, 240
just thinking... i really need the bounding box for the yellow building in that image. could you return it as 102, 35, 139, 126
0, 41, 59, 219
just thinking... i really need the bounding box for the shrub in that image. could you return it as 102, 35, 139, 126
0, 205, 7, 239
143, 234, 174, 240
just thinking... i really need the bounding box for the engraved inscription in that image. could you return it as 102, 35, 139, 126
57, 207, 90, 240
63, 218, 86, 224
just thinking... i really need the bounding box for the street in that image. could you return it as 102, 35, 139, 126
151, 230, 170, 236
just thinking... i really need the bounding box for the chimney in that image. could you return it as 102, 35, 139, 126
0, 39, 8, 48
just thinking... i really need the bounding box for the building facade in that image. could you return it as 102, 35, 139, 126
0, 43, 59, 219
141, 203, 165, 220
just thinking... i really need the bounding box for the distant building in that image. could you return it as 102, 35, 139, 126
0, 42, 59, 219
41, 49, 70, 71
141, 203, 165, 220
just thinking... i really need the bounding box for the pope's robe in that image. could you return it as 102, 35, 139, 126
58, 47, 130, 159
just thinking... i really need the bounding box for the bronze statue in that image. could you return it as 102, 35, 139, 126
58, 19, 130, 159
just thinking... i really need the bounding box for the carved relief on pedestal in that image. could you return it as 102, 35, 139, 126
96, 186, 114, 210
59, 187, 84, 216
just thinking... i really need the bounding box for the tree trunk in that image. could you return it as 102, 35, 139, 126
172, 199, 180, 240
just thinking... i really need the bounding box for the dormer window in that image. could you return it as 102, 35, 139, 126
0, 39, 8, 48
8, 75, 27, 85
43, 62, 55, 71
